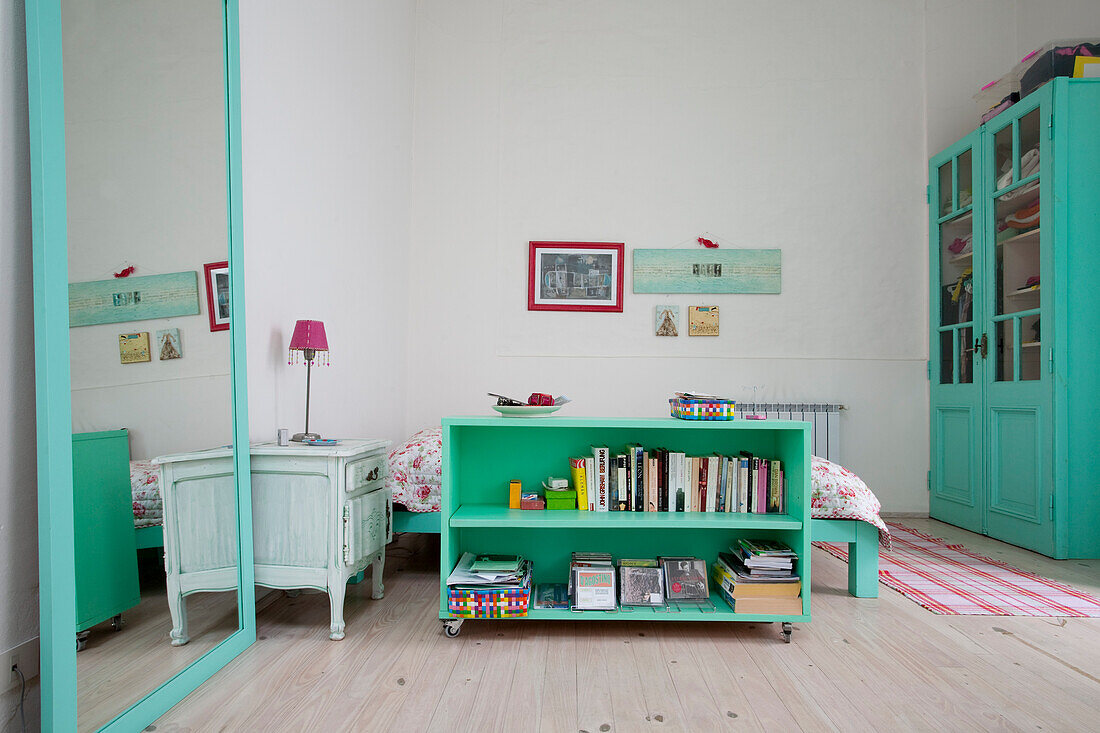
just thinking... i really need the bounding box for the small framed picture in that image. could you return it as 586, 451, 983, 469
688, 305, 719, 336
203, 261, 230, 332
655, 305, 679, 336
118, 332, 151, 364
156, 328, 182, 360
528, 241, 624, 312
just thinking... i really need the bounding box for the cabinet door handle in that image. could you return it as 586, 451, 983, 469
366, 467, 379, 482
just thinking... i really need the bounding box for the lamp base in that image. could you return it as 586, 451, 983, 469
290, 432, 321, 443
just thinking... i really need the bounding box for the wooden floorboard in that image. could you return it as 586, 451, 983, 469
153, 520, 1100, 732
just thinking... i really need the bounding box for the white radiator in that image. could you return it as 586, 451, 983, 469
734, 403, 843, 462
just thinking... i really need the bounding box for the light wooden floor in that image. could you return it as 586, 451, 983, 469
153, 519, 1100, 732
77, 576, 238, 732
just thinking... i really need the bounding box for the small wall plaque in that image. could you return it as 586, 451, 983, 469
688, 306, 719, 336
156, 328, 182, 360
119, 332, 151, 363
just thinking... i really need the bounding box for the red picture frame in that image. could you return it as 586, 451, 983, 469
203, 261, 230, 332
528, 241, 625, 312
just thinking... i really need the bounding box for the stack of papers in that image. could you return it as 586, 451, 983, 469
447, 552, 530, 589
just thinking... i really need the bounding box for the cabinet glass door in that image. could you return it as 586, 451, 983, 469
929, 133, 983, 533
981, 96, 1054, 556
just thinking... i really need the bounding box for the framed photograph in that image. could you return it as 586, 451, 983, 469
203, 261, 230, 332
528, 241, 624, 312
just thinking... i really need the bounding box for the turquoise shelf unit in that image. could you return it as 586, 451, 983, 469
439, 416, 811, 632
929, 78, 1100, 559
73, 430, 140, 638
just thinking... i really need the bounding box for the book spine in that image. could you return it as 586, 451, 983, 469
570, 457, 588, 512
707, 456, 718, 512
594, 447, 609, 512
743, 457, 752, 508
657, 449, 668, 512
585, 456, 595, 511
608, 455, 618, 511
668, 451, 677, 508
635, 448, 644, 512
689, 457, 698, 512
648, 458, 656, 512
616, 456, 628, 511
716, 455, 727, 513
780, 470, 786, 514
754, 458, 765, 514
698, 456, 708, 512
629, 449, 638, 510
769, 459, 781, 513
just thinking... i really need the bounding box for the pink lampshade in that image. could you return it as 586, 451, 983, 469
289, 320, 328, 351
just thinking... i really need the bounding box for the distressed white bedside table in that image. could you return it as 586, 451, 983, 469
156, 439, 392, 643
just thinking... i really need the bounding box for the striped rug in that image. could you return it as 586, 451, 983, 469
813, 522, 1100, 617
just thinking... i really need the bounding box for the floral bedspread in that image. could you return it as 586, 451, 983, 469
811, 455, 891, 547
130, 460, 163, 528
386, 429, 889, 547
386, 428, 443, 513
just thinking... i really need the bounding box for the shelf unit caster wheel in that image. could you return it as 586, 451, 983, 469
76, 632, 90, 652
442, 619, 463, 638
111, 614, 123, 632
782, 622, 792, 643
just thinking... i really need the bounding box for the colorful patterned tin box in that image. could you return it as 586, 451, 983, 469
669, 397, 736, 421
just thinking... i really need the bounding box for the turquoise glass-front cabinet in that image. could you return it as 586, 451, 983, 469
929, 78, 1100, 559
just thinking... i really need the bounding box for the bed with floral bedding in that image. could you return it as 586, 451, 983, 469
386, 429, 886, 596
130, 460, 165, 548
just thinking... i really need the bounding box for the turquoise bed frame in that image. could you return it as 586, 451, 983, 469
392, 511, 879, 598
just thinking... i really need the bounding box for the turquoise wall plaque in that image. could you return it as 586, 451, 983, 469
69, 271, 200, 327
632, 249, 781, 294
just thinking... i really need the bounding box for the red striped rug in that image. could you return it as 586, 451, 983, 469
813, 522, 1100, 617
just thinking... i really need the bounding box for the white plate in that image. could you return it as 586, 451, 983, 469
491, 404, 563, 417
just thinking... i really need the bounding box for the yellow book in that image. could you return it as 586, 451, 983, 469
570, 457, 589, 511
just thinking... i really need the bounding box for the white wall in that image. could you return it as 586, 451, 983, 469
238, 0, 416, 449
64, 0, 233, 460
407, 0, 931, 512
926, 0, 1100, 153
1, 0, 40, 727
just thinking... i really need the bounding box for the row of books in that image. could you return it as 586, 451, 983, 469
569, 446, 785, 514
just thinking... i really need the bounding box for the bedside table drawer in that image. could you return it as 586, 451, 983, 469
346, 454, 386, 494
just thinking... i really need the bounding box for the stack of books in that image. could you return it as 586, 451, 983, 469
713, 540, 801, 615
568, 446, 785, 513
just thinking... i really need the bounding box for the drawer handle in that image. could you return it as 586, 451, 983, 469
365, 467, 379, 482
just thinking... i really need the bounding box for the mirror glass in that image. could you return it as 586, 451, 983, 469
61, 1, 240, 729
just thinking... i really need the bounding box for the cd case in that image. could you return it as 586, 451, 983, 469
661, 557, 709, 601
619, 566, 665, 606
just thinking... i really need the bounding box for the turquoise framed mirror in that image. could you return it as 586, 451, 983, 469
25, 0, 254, 730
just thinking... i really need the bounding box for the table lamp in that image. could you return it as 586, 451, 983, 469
287, 319, 329, 442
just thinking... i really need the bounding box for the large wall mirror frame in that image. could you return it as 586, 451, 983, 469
25, 0, 253, 730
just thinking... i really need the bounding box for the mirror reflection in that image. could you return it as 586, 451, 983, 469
62, 1, 240, 729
